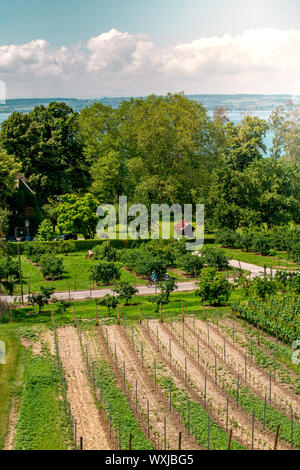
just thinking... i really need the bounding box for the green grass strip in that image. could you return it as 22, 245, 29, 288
225, 380, 299, 448
158, 376, 244, 450
94, 360, 154, 450
14, 351, 71, 450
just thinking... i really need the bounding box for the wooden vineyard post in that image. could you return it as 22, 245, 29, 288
109, 403, 112, 438
178, 432, 182, 451
224, 337, 226, 362
169, 339, 172, 368
274, 425, 280, 450
263, 394, 267, 429
182, 323, 185, 349
135, 380, 138, 412
251, 411, 255, 450
169, 380, 172, 411
80, 437, 83, 450
187, 400, 190, 435
160, 303, 163, 323
73, 304, 76, 328
203, 301, 206, 321
147, 400, 150, 438
138, 304, 142, 324
117, 304, 120, 325
129, 433, 132, 451
204, 375, 207, 409
95, 304, 98, 326
51, 307, 54, 325
182, 302, 184, 323
215, 356, 217, 384
207, 415, 210, 450
236, 375, 240, 407
227, 429, 232, 450
291, 406, 294, 448
226, 397, 229, 432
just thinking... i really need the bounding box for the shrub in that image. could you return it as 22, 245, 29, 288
177, 253, 204, 277
201, 246, 229, 269
28, 286, 55, 313
249, 276, 277, 300
251, 234, 272, 255
90, 261, 121, 285
0, 257, 19, 295
215, 229, 240, 248
39, 254, 64, 280
93, 242, 117, 261
113, 281, 138, 305
275, 271, 300, 294
36, 219, 57, 241
133, 254, 168, 279
195, 268, 231, 305
96, 294, 119, 314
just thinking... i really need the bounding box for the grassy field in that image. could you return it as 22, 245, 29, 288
215, 247, 299, 270
11, 288, 247, 327
16, 253, 146, 294
14, 350, 71, 450
0, 325, 24, 450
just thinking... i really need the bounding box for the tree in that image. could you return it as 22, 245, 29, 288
28, 286, 55, 313
147, 293, 168, 313
249, 276, 277, 300
0, 103, 90, 202
0, 150, 21, 209
178, 253, 203, 277
159, 277, 177, 302
113, 281, 138, 305
39, 254, 63, 280
269, 101, 300, 164
90, 261, 121, 285
36, 219, 56, 241
0, 257, 19, 295
96, 294, 119, 314
56, 300, 72, 321
0, 208, 11, 236
57, 193, 99, 239
195, 268, 231, 305
93, 242, 117, 261
201, 246, 229, 269
223, 116, 268, 171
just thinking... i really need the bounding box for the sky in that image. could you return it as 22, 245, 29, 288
0, 0, 300, 98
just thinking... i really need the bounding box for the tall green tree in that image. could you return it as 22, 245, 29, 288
0, 102, 90, 201
56, 193, 99, 239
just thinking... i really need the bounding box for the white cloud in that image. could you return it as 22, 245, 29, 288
0, 28, 299, 97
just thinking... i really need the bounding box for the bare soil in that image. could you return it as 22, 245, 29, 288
57, 326, 112, 450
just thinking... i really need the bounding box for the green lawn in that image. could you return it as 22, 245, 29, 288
216, 247, 299, 270
17, 253, 146, 294
12, 288, 248, 327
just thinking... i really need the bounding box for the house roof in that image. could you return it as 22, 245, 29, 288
15, 175, 36, 195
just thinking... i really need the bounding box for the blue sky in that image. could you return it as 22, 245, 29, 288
1, 0, 299, 46
0, 0, 299, 97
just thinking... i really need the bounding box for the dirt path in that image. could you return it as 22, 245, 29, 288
148, 320, 290, 450
190, 318, 300, 417
57, 326, 112, 450
97, 324, 201, 451
4, 400, 18, 450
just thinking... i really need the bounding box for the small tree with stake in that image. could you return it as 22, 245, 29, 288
113, 281, 138, 305
96, 294, 119, 315
28, 286, 55, 314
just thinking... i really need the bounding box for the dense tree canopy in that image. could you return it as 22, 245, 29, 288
0, 102, 90, 202
0, 94, 299, 237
